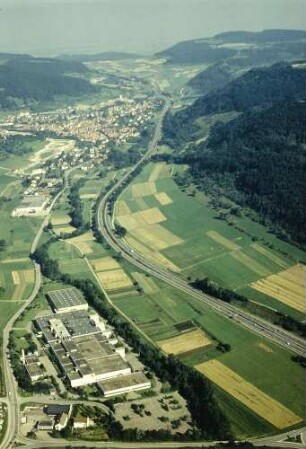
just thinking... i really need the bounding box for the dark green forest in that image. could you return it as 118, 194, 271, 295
0, 55, 98, 109
185, 101, 305, 244
163, 61, 306, 246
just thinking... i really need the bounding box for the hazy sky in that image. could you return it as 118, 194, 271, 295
0, 0, 305, 56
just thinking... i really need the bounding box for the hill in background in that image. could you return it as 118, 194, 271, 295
0, 54, 98, 109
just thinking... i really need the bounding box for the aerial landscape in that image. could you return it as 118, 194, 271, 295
0, 1, 305, 448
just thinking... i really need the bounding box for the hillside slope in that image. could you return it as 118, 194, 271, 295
0, 55, 98, 109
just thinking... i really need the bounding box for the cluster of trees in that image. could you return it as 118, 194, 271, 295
170, 63, 305, 136
190, 277, 248, 304
0, 134, 41, 159
0, 54, 98, 109
68, 178, 90, 232
186, 100, 305, 245
190, 276, 306, 337
8, 333, 51, 394
107, 145, 143, 169
32, 238, 232, 440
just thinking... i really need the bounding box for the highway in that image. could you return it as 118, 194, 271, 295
1, 100, 304, 449
1, 168, 79, 449
97, 99, 305, 358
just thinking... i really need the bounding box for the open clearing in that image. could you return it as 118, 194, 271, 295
51, 214, 71, 226
54, 225, 76, 235
67, 231, 95, 255
132, 181, 156, 198
132, 224, 183, 251
154, 192, 173, 205
90, 257, 121, 272
196, 359, 301, 429
96, 269, 133, 291
131, 272, 159, 294
207, 230, 241, 251
157, 328, 211, 355
10, 269, 35, 300
250, 264, 305, 312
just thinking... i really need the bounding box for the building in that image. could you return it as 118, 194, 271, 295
44, 404, 71, 417
47, 288, 88, 313
73, 416, 90, 429
21, 351, 45, 382
98, 372, 151, 397
12, 194, 49, 217
55, 412, 69, 431
35, 311, 131, 388
37, 419, 54, 431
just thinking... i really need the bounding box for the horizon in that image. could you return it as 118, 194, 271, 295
0, 0, 305, 57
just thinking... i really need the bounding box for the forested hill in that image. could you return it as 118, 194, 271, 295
185, 100, 306, 245
0, 55, 98, 109
163, 63, 306, 145
185, 63, 305, 118
157, 29, 305, 65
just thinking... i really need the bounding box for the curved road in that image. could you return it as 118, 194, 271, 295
1, 168, 77, 449
96, 101, 305, 357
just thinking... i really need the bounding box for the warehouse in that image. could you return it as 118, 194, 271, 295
47, 287, 88, 313
98, 372, 151, 397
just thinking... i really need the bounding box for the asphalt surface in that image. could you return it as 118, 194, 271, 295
1, 168, 77, 449
96, 100, 305, 358
1, 102, 304, 449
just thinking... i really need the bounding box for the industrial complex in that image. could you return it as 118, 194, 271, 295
33, 287, 150, 395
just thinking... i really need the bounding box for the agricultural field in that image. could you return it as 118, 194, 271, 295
117, 162, 305, 322
196, 360, 301, 429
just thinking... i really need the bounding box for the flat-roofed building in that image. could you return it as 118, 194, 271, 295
98, 372, 151, 397
37, 419, 54, 431
47, 288, 88, 313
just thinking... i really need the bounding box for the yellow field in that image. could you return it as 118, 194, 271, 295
250, 264, 305, 312
231, 251, 271, 277
134, 197, 149, 211
132, 224, 183, 251
158, 328, 211, 355
206, 230, 241, 251
135, 208, 166, 225
51, 214, 71, 226
145, 251, 181, 272
148, 163, 171, 182
10, 269, 35, 300
11, 271, 20, 285
154, 192, 173, 205
91, 257, 121, 272
118, 214, 146, 231
69, 231, 94, 242
54, 225, 76, 235
116, 200, 131, 217
251, 243, 289, 269
80, 193, 98, 199
131, 272, 159, 294
96, 269, 134, 291
195, 359, 301, 429
258, 342, 273, 353
132, 181, 156, 198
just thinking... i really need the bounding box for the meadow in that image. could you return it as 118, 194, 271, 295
118, 162, 305, 322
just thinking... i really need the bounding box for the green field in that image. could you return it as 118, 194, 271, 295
118, 162, 305, 322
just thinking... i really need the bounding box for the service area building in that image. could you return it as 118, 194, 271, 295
47, 287, 88, 313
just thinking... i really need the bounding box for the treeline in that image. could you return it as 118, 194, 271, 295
0, 55, 98, 109
68, 178, 90, 232
163, 63, 305, 147
191, 277, 306, 338
0, 134, 41, 159
32, 240, 232, 440
186, 100, 306, 245
8, 333, 51, 394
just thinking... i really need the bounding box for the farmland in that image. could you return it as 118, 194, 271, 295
196, 359, 301, 429
117, 162, 305, 322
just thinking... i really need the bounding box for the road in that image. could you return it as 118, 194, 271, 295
96, 100, 305, 358
1, 167, 78, 449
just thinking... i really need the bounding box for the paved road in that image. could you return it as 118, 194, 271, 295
96, 101, 304, 358
1, 168, 77, 449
